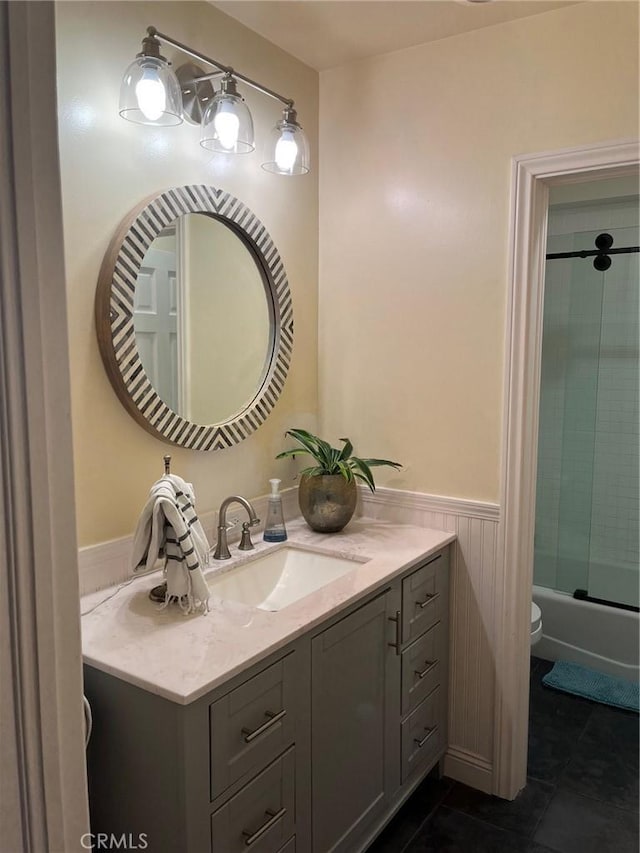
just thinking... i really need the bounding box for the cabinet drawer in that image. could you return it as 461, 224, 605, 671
210, 748, 295, 853
401, 620, 445, 716
400, 687, 444, 783
277, 838, 295, 853
210, 654, 296, 800
401, 551, 447, 644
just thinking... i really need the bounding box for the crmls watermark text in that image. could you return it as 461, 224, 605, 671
81, 833, 149, 850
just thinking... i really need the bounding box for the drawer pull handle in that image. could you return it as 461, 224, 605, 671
388, 610, 401, 655
414, 660, 437, 680
416, 592, 439, 609
414, 726, 436, 749
241, 709, 287, 743
242, 807, 286, 846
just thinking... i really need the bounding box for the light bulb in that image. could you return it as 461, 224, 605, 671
214, 104, 240, 151
135, 66, 167, 121
275, 128, 298, 172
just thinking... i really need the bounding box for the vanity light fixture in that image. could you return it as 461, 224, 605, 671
262, 106, 310, 176
200, 74, 255, 154
119, 27, 310, 175
119, 30, 183, 126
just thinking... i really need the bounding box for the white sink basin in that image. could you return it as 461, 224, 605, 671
207, 546, 366, 611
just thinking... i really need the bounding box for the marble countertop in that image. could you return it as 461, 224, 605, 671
81, 517, 456, 705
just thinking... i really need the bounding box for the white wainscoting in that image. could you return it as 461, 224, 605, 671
359, 486, 501, 794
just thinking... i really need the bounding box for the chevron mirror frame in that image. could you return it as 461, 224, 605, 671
95, 185, 293, 450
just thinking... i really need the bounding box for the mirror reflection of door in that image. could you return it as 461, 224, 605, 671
134, 214, 272, 425
134, 233, 179, 412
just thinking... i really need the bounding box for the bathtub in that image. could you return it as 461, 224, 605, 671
533, 585, 639, 683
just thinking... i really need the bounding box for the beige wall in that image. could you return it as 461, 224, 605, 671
58, 0, 639, 546
318, 1, 639, 503
56, 2, 318, 547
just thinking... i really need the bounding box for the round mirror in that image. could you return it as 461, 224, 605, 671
95, 186, 293, 450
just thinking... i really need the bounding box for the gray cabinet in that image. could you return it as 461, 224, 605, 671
401, 685, 445, 783
400, 619, 446, 716
397, 550, 449, 792
209, 653, 297, 800
210, 748, 296, 853
401, 549, 447, 645
84, 645, 308, 853
84, 546, 450, 853
311, 590, 398, 853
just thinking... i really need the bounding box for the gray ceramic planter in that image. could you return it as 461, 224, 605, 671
298, 474, 357, 533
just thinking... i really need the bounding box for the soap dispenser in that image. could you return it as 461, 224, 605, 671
263, 478, 287, 542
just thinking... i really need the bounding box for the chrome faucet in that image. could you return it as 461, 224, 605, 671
213, 496, 260, 560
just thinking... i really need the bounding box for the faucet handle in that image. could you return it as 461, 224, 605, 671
238, 520, 259, 551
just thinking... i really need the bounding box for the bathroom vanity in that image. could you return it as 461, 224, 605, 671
82, 519, 453, 852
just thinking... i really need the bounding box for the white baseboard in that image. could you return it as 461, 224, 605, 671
443, 747, 494, 795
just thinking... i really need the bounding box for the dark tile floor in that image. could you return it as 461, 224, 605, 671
366, 656, 639, 852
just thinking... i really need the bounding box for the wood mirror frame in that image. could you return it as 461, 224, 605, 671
95, 185, 293, 450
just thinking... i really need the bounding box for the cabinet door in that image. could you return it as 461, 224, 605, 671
311, 591, 396, 853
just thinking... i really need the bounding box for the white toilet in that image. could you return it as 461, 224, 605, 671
531, 602, 542, 647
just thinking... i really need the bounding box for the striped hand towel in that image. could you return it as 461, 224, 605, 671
131, 474, 210, 615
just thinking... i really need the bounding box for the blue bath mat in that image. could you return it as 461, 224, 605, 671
542, 661, 639, 712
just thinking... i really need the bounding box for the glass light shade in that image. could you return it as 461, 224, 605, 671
119, 55, 183, 126
200, 92, 255, 153
262, 118, 310, 176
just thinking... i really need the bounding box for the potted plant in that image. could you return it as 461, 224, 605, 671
276, 428, 402, 533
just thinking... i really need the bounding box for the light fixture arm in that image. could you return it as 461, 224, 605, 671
148, 26, 295, 109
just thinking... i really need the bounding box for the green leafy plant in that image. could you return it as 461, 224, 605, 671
276, 428, 402, 493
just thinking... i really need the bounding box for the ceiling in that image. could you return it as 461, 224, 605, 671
210, 0, 578, 71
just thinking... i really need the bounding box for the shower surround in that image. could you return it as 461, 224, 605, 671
534, 191, 639, 678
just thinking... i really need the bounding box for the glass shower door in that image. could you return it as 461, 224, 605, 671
535, 222, 640, 608
539, 229, 605, 598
